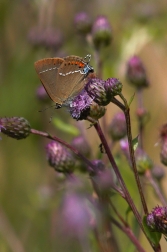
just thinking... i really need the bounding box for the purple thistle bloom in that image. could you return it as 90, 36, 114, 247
85, 78, 122, 107
28, 26, 63, 50
42, 28, 63, 50
147, 206, 167, 235
92, 15, 112, 49
108, 112, 126, 141
69, 90, 93, 120
0, 117, 31, 140
85, 78, 109, 106
104, 78, 122, 96
71, 135, 92, 172
58, 193, 95, 239
89, 159, 106, 176
46, 141, 75, 173
126, 56, 149, 89
151, 165, 165, 181
74, 12, 92, 34
71, 135, 91, 158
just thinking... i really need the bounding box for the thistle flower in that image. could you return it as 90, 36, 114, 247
69, 90, 93, 120
92, 16, 112, 49
74, 12, 92, 35
46, 141, 75, 173
90, 159, 105, 175
136, 108, 149, 126
28, 26, 63, 50
151, 165, 165, 181
71, 135, 91, 158
71, 135, 92, 173
42, 28, 63, 50
104, 78, 123, 96
85, 78, 122, 106
0, 117, 31, 140
126, 56, 149, 89
58, 193, 94, 238
147, 206, 167, 235
108, 112, 126, 141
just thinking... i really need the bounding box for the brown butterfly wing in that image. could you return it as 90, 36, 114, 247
34, 58, 64, 105
58, 56, 86, 100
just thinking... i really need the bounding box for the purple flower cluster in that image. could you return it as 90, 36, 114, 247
147, 206, 167, 235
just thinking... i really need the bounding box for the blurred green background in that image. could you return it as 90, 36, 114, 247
1, 0, 167, 251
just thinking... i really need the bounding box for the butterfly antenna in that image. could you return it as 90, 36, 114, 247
38, 104, 56, 112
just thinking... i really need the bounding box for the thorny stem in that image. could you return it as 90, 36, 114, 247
89, 119, 143, 222
113, 95, 162, 251
110, 216, 146, 252
89, 121, 142, 224
90, 119, 161, 252
31, 128, 119, 252
31, 129, 122, 200
109, 201, 147, 252
30, 127, 161, 251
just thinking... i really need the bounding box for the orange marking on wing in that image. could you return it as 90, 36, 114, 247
75, 61, 85, 67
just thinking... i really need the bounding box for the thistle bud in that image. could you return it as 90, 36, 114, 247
85, 78, 107, 106
151, 165, 165, 181
42, 28, 63, 50
85, 78, 122, 107
89, 102, 106, 120
71, 135, 91, 158
0, 117, 31, 140
92, 16, 112, 49
46, 141, 75, 173
147, 206, 167, 235
126, 56, 149, 89
74, 12, 92, 35
104, 78, 122, 97
135, 148, 153, 174
108, 112, 126, 141
58, 193, 94, 238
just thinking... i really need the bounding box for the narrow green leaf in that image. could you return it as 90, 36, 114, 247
128, 93, 135, 107
132, 135, 139, 151
143, 216, 161, 246
52, 117, 79, 136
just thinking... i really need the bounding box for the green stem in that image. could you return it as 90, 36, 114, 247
119, 93, 148, 215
